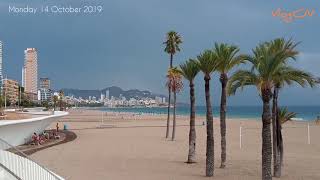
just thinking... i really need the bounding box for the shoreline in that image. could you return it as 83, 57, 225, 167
78, 106, 319, 122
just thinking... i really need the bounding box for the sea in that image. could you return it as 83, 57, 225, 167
95, 106, 320, 121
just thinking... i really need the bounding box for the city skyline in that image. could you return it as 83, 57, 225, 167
0, 1, 319, 106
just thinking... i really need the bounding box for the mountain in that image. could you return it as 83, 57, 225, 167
61, 86, 166, 100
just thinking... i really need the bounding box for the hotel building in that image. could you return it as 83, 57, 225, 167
38, 88, 52, 102
3, 78, 19, 105
22, 48, 38, 94
40, 77, 51, 89
38, 77, 52, 102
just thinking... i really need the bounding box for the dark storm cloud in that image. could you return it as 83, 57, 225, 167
0, 0, 319, 105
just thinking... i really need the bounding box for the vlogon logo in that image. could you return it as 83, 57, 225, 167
272, 8, 316, 23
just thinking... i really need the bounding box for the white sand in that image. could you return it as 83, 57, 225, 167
31, 109, 320, 180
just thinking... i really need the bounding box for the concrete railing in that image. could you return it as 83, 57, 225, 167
0, 138, 64, 180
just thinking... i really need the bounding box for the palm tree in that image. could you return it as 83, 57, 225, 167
214, 43, 245, 168
179, 59, 200, 163
267, 38, 299, 177
59, 90, 64, 111
272, 65, 317, 177
228, 42, 286, 180
269, 65, 316, 177
0, 96, 4, 116
277, 107, 297, 169
196, 50, 218, 177
164, 31, 182, 138
267, 38, 318, 177
53, 95, 58, 111
166, 67, 183, 141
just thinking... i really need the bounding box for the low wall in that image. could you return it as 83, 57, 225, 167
0, 111, 68, 148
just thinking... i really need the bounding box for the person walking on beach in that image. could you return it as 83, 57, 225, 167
56, 123, 59, 132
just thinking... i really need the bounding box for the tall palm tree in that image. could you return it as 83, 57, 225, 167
267, 38, 299, 177
179, 59, 200, 163
166, 67, 183, 141
53, 95, 58, 111
228, 42, 287, 180
266, 38, 319, 177
272, 65, 317, 177
214, 43, 245, 168
164, 31, 182, 138
196, 50, 218, 177
59, 90, 64, 111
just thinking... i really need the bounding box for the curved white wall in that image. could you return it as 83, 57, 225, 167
0, 111, 68, 148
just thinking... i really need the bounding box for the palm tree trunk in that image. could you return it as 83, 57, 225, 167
272, 88, 276, 171
272, 86, 281, 177
219, 73, 227, 168
171, 92, 177, 141
166, 87, 171, 138
276, 106, 282, 176
204, 75, 214, 177
166, 53, 174, 138
261, 88, 273, 180
59, 100, 62, 111
279, 124, 284, 168
187, 81, 196, 163
272, 87, 281, 177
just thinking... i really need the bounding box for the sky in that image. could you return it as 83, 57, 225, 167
0, 0, 319, 106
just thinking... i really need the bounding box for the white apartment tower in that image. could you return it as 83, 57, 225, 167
23, 48, 38, 94
100, 93, 105, 102
105, 90, 110, 100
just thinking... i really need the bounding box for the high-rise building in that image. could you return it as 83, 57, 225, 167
23, 48, 38, 94
38, 77, 52, 102
162, 97, 166, 104
37, 88, 52, 102
39, 77, 50, 89
100, 93, 105, 102
0, 41, 3, 94
105, 90, 109, 100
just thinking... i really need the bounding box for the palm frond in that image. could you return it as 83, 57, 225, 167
227, 70, 259, 95
179, 59, 200, 82
213, 43, 246, 73
164, 31, 182, 55
278, 107, 297, 124
166, 67, 184, 93
196, 50, 218, 75
274, 66, 318, 88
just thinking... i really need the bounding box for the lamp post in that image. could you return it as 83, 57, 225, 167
4, 81, 6, 110
18, 86, 22, 110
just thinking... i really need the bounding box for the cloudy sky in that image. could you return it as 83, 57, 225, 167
0, 0, 319, 105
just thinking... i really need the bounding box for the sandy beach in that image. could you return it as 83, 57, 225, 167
31, 109, 320, 180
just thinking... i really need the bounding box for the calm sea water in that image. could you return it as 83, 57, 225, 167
96, 106, 320, 121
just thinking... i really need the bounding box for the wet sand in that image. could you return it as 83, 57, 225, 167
31, 109, 320, 180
